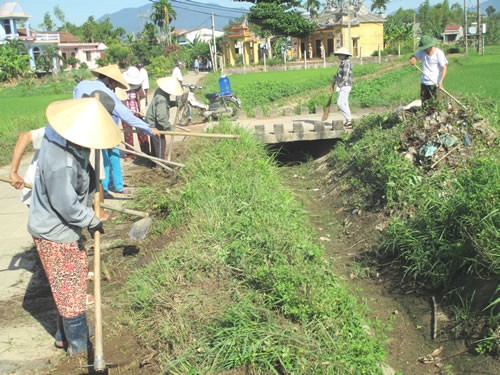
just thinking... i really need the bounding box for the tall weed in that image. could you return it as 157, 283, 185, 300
127, 122, 385, 373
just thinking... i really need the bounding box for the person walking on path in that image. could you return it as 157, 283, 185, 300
332, 47, 353, 129
27, 97, 121, 357
136, 62, 150, 105
172, 61, 184, 84
409, 35, 448, 109
146, 77, 183, 160
194, 57, 200, 74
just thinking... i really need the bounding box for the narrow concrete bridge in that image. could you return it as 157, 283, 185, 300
252, 119, 346, 144
232, 109, 357, 144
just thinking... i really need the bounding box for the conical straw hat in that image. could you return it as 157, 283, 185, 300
333, 47, 352, 56
91, 64, 129, 90
157, 76, 183, 96
46, 98, 122, 149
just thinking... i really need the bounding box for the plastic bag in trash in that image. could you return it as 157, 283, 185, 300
439, 134, 458, 148
419, 143, 438, 157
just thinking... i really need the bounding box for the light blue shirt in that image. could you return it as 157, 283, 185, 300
73, 80, 153, 135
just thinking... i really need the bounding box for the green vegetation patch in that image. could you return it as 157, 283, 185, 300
202, 64, 379, 111
127, 123, 385, 373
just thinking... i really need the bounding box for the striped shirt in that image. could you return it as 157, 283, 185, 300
333, 59, 352, 87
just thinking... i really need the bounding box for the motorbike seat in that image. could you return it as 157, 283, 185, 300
205, 93, 219, 100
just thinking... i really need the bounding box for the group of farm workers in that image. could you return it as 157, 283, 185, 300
5, 34, 448, 359
332, 34, 448, 128
8, 63, 182, 357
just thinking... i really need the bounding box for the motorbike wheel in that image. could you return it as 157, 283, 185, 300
225, 99, 240, 120
178, 104, 192, 126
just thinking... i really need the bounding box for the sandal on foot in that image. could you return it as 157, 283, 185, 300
54, 341, 65, 350
343, 120, 353, 129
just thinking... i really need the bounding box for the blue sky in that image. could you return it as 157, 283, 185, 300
18, 0, 445, 28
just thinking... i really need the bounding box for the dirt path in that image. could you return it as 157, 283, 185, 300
0, 158, 62, 375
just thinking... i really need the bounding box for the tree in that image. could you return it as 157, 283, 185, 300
53, 6, 67, 31
485, 6, 498, 44
80, 16, 98, 42
150, 0, 177, 46
486, 5, 496, 18
35, 45, 61, 74
246, 1, 317, 37
39, 12, 55, 31
304, 0, 321, 18
371, 0, 390, 14
0, 40, 31, 82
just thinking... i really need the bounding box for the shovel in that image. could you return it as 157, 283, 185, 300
101, 203, 152, 241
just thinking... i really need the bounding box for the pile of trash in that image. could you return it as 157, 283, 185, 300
395, 100, 496, 169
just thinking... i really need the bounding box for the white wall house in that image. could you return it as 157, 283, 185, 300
0, 1, 106, 71
177, 27, 224, 46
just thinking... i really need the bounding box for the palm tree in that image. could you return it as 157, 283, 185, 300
371, 0, 389, 14
149, 0, 177, 46
304, 0, 321, 18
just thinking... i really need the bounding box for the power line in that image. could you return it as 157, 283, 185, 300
173, 4, 245, 19
171, 0, 250, 15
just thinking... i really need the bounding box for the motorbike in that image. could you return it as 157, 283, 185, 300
177, 84, 241, 125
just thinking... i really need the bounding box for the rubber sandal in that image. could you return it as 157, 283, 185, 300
54, 341, 65, 350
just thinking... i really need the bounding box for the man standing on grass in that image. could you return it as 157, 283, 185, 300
409, 35, 448, 108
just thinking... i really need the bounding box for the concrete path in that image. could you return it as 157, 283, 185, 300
0, 155, 62, 375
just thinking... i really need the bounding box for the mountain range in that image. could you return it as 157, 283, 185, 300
98, 1, 249, 33
100, 0, 500, 34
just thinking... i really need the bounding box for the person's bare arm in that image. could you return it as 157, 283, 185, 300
439, 64, 448, 88
9, 131, 33, 189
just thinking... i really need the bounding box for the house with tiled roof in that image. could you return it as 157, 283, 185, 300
292, 1, 385, 59
0, 1, 106, 71
220, 0, 384, 67
441, 25, 463, 44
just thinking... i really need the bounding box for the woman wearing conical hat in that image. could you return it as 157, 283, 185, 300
27, 97, 121, 357
74, 64, 159, 137
145, 77, 183, 160
332, 47, 353, 129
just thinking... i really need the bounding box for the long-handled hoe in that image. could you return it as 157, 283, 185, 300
0, 176, 152, 241
413, 64, 468, 110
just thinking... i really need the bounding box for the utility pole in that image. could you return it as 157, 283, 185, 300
464, 0, 468, 54
347, 1, 352, 54
476, 0, 482, 54
211, 12, 218, 71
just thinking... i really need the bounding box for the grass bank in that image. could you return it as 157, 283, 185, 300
126, 123, 386, 373
325, 98, 499, 354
